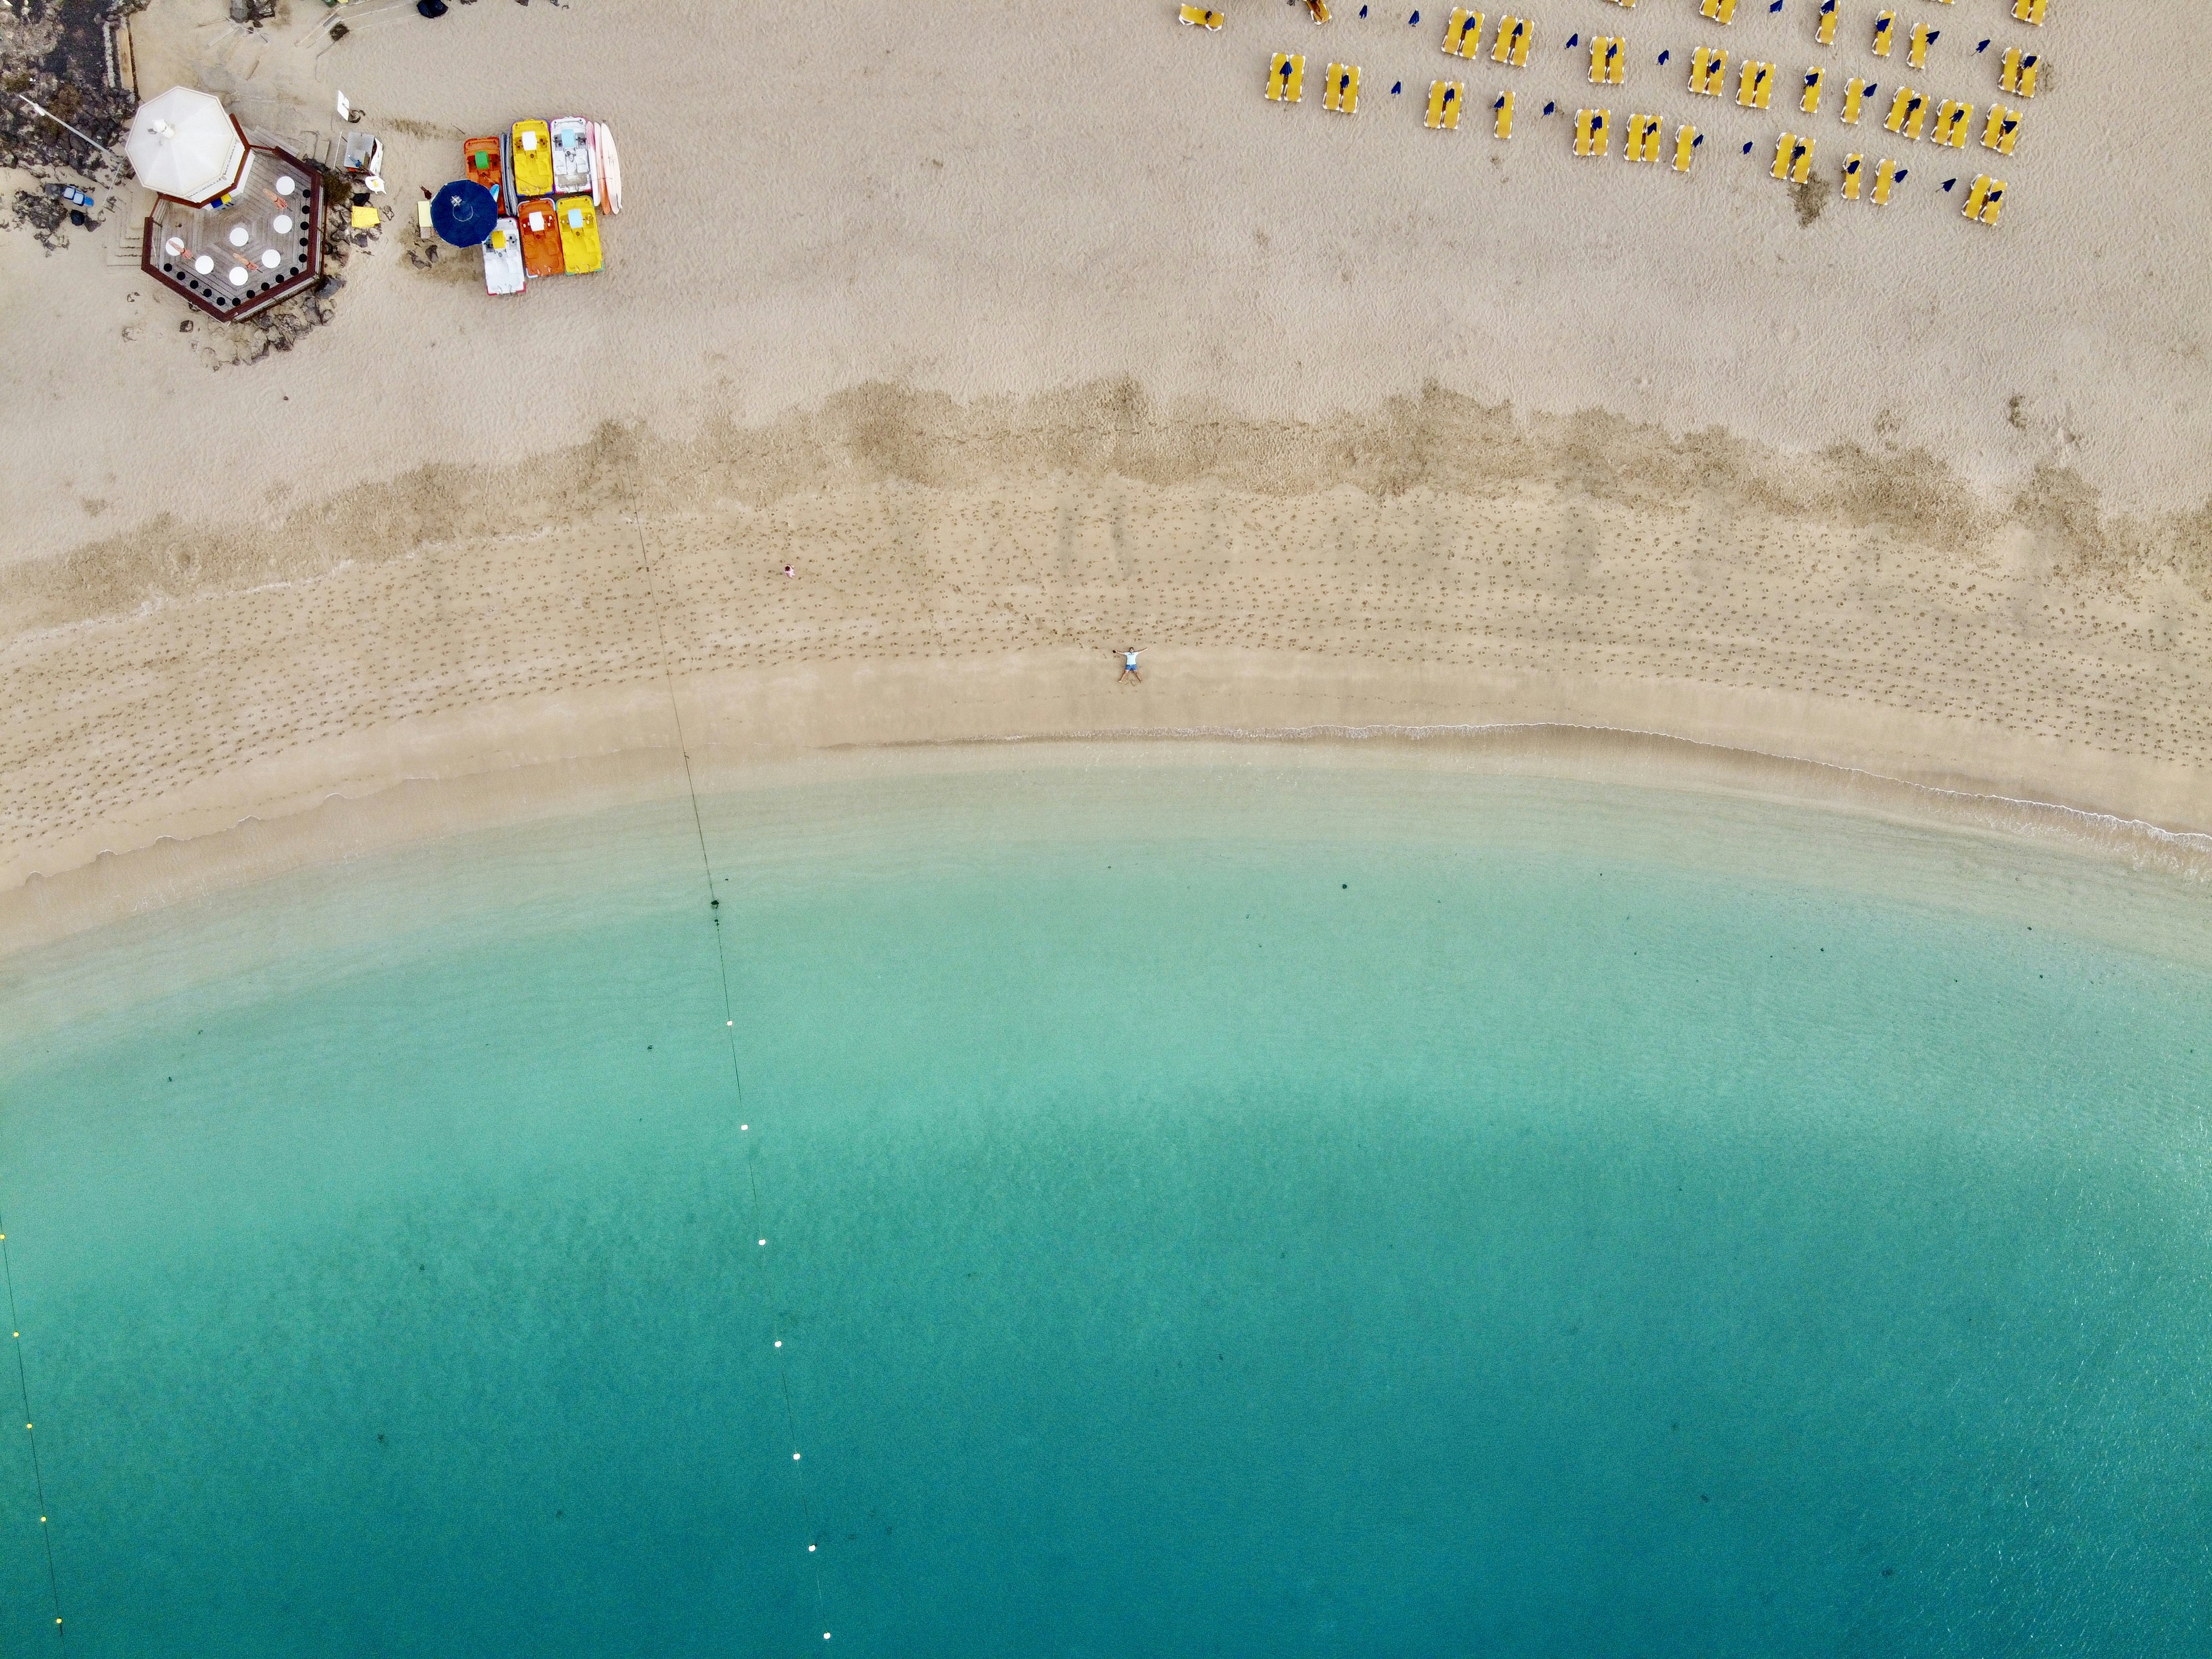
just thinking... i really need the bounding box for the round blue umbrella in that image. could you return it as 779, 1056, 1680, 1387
430, 179, 497, 248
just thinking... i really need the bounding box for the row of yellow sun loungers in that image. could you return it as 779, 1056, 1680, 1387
1569, 111, 1703, 173
1440, 11, 1535, 67
1870, 17, 1944, 72
1273, 58, 1507, 138
1702, 0, 2042, 21
1270, 67, 2006, 221
1237, 8, 2048, 112
1269, 61, 2024, 160
1691, 52, 1777, 109
1839, 155, 1902, 205
1687, 50, 2038, 130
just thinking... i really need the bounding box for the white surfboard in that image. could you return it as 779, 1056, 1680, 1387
594, 121, 623, 215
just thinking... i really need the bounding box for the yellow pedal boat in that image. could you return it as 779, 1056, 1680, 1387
510, 120, 554, 199
555, 194, 602, 274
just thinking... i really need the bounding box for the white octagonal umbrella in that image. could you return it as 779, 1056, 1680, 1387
126, 87, 249, 206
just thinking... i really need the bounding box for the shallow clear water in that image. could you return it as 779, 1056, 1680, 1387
3, 764, 2210, 1656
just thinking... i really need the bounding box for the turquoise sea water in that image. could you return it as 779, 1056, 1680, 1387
2, 762, 2210, 1656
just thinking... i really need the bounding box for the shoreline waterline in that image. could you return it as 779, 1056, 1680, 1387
6, 747, 2211, 1055
7, 718, 2211, 968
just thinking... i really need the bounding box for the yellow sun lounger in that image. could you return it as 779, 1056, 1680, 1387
1841, 76, 1869, 124
1590, 36, 1626, 85
1872, 11, 1896, 57
1604, 0, 1638, 8
1772, 132, 1814, 184
1625, 113, 1664, 163
1266, 53, 1306, 102
1700, 0, 1737, 22
1426, 79, 1465, 128
1573, 107, 1611, 157
1307, 0, 1332, 20
1493, 16, 1532, 66
1907, 23, 1938, 70
1674, 123, 1701, 173
1176, 5, 1224, 28
1840, 152, 1865, 199
1982, 104, 2021, 155
2011, 0, 2046, 24
1689, 47, 1729, 97
1443, 7, 1485, 58
1963, 174, 2005, 225
1493, 88, 1516, 138
1815, 0, 1838, 46
1871, 157, 1902, 205
1738, 61, 1775, 109
1934, 99, 1972, 148
1324, 62, 1361, 113
1801, 66, 1825, 114
1884, 86, 1927, 140
2001, 48, 2041, 98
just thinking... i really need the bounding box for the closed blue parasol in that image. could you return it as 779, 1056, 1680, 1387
429, 178, 497, 247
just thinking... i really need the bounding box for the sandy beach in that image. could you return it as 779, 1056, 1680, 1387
3, 0, 2209, 946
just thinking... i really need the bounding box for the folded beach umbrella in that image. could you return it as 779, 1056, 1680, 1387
125, 86, 249, 206
430, 178, 499, 248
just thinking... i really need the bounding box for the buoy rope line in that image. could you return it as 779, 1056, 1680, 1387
0, 1209, 66, 1646
634, 518, 833, 1646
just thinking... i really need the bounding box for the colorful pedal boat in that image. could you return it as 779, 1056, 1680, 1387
550, 117, 595, 199
482, 217, 525, 296
463, 136, 503, 199
511, 120, 554, 198
555, 194, 602, 274
516, 197, 565, 276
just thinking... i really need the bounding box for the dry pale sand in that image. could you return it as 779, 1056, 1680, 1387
2, 0, 2209, 946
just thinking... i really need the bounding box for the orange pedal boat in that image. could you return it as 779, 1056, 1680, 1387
463, 136, 503, 199
515, 197, 565, 277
